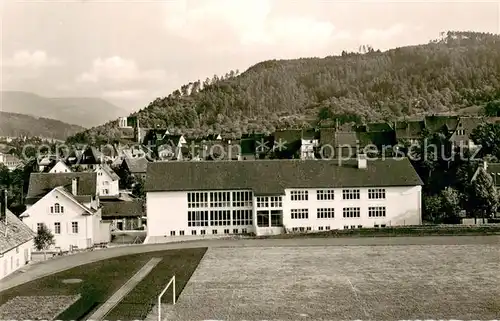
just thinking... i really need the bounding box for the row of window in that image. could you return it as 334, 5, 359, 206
170, 228, 248, 236
291, 224, 387, 232
187, 189, 387, 208
292, 189, 386, 201
50, 203, 64, 214
187, 191, 253, 208
37, 222, 78, 234
290, 207, 386, 219
187, 210, 253, 227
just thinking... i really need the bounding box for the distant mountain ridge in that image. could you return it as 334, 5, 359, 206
0, 111, 85, 140
0, 91, 127, 128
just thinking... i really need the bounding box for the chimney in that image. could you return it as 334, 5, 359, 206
72, 177, 79, 196
0, 189, 6, 222
357, 153, 367, 169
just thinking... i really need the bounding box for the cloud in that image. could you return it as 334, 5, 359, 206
2, 50, 62, 68
164, 0, 350, 54
77, 56, 166, 83
360, 24, 407, 42
102, 89, 147, 99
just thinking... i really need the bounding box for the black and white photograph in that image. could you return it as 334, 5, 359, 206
0, 0, 500, 320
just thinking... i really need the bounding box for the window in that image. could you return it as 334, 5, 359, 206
170, 231, 176, 236
374, 224, 379, 228
306, 227, 312, 231
201, 230, 206, 235
368, 189, 386, 200
37, 223, 43, 232
210, 210, 231, 226
317, 189, 334, 200
256, 197, 269, 208
344, 225, 349, 229
54, 222, 61, 234
270, 210, 283, 227
368, 206, 386, 217
325, 226, 330, 230
257, 210, 269, 227
299, 227, 305, 232
179, 230, 185, 235
381, 224, 386, 228
319, 226, 324, 231
291, 190, 308, 201
292, 227, 299, 232
210, 192, 231, 207
232, 191, 253, 207
343, 207, 360, 218
357, 225, 363, 229
51, 203, 64, 214
342, 189, 360, 200
71, 221, 79, 234
191, 230, 197, 235
232, 209, 252, 225
242, 228, 247, 234
457, 129, 465, 135
187, 192, 208, 208
291, 209, 308, 219
350, 225, 356, 229
233, 229, 239, 234
212, 229, 218, 235
317, 208, 335, 219
269, 196, 282, 208
224, 229, 230, 234
188, 211, 209, 227
103, 189, 109, 195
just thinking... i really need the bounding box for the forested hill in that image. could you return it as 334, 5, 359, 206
68, 31, 500, 143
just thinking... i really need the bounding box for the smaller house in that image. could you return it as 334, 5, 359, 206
318, 128, 358, 159
122, 157, 148, 180
449, 117, 482, 149
48, 160, 72, 173
273, 129, 302, 159
0, 153, 22, 171
101, 200, 144, 231
0, 191, 35, 280
95, 164, 120, 197
21, 178, 111, 252
78, 147, 103, 170
394, 120, 425, 145
301, 129, 319, 160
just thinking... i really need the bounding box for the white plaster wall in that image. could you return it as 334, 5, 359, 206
147, 191, 253, 237
0, 240, 33, 280
21, 189, 96, 251
282, 186, 421, 230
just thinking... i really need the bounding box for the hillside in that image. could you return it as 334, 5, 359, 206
0, 112, 85, 140
68, 31, 500, 143
0, 91, 126, 128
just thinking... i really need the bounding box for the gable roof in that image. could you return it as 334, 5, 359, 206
395, 120, 425, 140
26, 172, 97, 203
99, 164, 120, 181
454, 117, 483, 134
0, 210, 35, 254
101, 200, 144, 218
146, 159, 423, 195
424, 115, 459, 133
123, 157, 148, 173
48, 160, 72, 173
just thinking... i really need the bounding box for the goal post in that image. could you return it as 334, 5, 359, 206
157, 275, 176, 321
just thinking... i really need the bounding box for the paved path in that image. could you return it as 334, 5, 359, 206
1, 235, 499, 292
86, 257, 162, 321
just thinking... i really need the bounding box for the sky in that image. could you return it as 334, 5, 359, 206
1, 0, 499, 113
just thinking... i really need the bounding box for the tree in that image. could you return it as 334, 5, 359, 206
440, 187, 461, 223
484, 100, 500, 117
132, 176, 145, 199
467, 168, 498, 220
34, 224, 55, 260
423, 195, 443, 222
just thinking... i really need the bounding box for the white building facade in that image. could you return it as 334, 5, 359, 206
95, 165, 120, 197
145, 158, 423, 241
21, 186, 110, 251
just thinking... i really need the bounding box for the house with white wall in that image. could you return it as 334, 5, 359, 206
95, 164, 120, 197
144, 157, 423, 242
0, 192, 35, 280
22, 172, 111, 251
48, 160, 72, 173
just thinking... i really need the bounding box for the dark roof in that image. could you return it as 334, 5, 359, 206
335, 132, 358, 146
27, 172, 97, 201
0, 210, 35, 254
395, 120, 425, 140
456, 117, 483, 133
123, 157, 148, 173
240, 138, 256, 155
100, 164, 120, 181
80, 146, 103, 165
301, 129, 318, 140
424, 115, 459, 133
357, 131, 397, 148
319, 128, 336, 146
366, 122, 393, 132
101, 200, 144, 218
274, 130, 302, 144
146, 159, 423, 195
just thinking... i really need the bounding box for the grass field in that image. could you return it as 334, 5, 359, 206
164, 245, 500, 320
105, 247, 207, 320
0, 248, 207, 321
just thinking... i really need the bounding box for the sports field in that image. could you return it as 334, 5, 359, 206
161, 244, 500, 320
